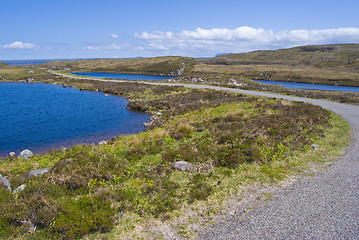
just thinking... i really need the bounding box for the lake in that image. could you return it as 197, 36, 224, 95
0, 82, 150, 157
255, 80, 359, 93
70, 72, 176, 81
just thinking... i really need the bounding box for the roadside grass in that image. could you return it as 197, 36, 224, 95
89, 111, 350, 240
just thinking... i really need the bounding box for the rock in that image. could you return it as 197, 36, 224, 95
310, 144, 319, 150
18, 149, 33, 159
24, 168, 51, 179
8, 152, 16, 157
0, 174, 11, 192
172, 161, 196, 172
98, 141, 107, 145
28, 70, 34, 74
13, 184, 26, 193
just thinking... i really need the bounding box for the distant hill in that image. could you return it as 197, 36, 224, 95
200, 44, 359, 73
193, 44, 359, 86
40, 56, 196, 76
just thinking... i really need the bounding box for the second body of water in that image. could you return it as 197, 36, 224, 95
255, 80, 359, 93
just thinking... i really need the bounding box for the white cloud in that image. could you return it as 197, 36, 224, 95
84, 43, 123, 50
1, 41, 39, 49
111, 34, 118, 39
135, 27, 359, 56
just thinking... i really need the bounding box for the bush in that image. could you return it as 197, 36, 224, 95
54, 196, 115, 239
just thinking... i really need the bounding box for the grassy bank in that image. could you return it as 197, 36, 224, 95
0, 77, 350, 239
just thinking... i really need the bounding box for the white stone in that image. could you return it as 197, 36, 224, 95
18, 149, 33, 159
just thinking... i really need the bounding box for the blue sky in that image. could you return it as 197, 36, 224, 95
1, 0, 359, 60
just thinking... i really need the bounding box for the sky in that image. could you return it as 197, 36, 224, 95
1, 0, 359, 60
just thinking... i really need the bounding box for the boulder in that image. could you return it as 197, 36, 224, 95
0, 174, 11, 192
24, 168, 51, 179
8, 152, 16, 158
98, 141, 107, 145
172, 161, 196, 172
18, 149, 33, 159
13, 184, 26, 194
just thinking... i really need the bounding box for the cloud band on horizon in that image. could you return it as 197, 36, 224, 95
135, 27, 359, 56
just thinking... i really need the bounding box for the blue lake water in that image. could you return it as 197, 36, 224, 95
0, 82, 150, 157
71, 72, 176, 80
255, 80, 359, 93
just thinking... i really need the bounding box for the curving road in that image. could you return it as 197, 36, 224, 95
53, 73, 359, 239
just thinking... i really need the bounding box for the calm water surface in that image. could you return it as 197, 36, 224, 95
71, 72, 175, 80
255, 80, 359, 93
0, 82, 150, 157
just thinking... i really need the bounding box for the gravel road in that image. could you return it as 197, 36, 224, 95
53, 73, 359, 239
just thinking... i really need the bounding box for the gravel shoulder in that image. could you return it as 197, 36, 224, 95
52, 73, 359, 239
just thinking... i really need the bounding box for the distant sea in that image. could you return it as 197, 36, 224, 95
0, 58, 97, 66
0, 57, 143, 66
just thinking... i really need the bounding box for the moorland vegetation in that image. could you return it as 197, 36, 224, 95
0, 43, 353, 239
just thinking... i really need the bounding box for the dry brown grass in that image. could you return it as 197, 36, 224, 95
192, 63, 359, 86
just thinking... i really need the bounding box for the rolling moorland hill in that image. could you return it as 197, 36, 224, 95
194, 44, 359, 86
200, 44, 359, 72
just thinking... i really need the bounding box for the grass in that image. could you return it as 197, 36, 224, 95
106, 111, 349, 240
0, 64, 35, 80
192, 63, 359, 86
0, 79, 349, 239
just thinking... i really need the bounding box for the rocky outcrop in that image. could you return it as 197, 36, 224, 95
172, 161, 196, 172
18, 149, 33, 159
